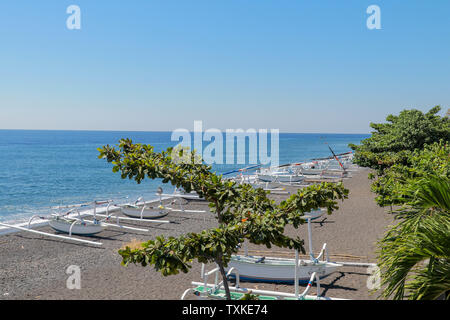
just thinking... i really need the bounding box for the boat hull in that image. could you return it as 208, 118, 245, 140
49, 219, 103, 235
227, 255, 341, 283
120, 206, 169, 219
300, 168, 326, 175
257, 174, 304, 183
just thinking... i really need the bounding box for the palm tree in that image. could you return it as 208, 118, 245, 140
377, 176, 450, 300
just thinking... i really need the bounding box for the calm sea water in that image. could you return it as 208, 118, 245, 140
0, 130, 369, 222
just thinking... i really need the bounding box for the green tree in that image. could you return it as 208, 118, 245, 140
99, 139, 348, 299
349, 106, 449, 173
350, 106, 450, 300
371, 141, 450, 207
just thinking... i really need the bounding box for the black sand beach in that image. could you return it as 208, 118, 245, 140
0, 168, 394, 300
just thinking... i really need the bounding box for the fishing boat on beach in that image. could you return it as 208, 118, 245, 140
298, 161, 344, 176
256, 167, 305, 184
46, 201, 154, 239
118, 204, 169, 219
157, 187, 205, 201
118, 187, 207, 218
183, 262, 346, 300
48, 215, 103, 235
227, 250, 342, 283
224, 149, 354, 186
252, 150, 352, 184
224, 209, 374, 284
224, 209, 369, 283
117, 197, 170, 219
0, 200, 171, 246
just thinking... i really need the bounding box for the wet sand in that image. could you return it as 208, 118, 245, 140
0, 168, 394, 300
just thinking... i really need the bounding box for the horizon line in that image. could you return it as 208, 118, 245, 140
0, 128, 372, 135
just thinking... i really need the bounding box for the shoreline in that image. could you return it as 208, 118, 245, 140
0, 168, 394, 300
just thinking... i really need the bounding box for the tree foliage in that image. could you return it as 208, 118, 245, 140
349, 106, 449, 173
350, 106, 450, 300
371, 141, 450, 207
99, 139, 348, 299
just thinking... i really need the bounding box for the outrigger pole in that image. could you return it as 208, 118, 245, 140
87, 200, 171, 225
302, 213, 376, 268
276, 162, 303, 168
222, 164, 261, 176
311, 151, 352, 161
158, 188, 207, 210
327, 145, 346, 173
0, 222, 102, 246
93, 213, 171, 224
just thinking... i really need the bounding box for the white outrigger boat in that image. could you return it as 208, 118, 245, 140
118, 188, 207, 219
182, 261, 346, 300
49, 214, 103, 235
118, 204, 169, 219
0, 200, 171, 246
114, 185, 209, 219
117, 196, 170, 219
256, 167, 305, 184
224, 211, 339, 284
157, 187, 205, 202
226, 247, 342, 283
254, 149, 353, 184
225, 210, 373, 283
298, 162, 348, 178
247, 150, 355, 184
225, 168, 292, 195
298, 161, 330, 175
269, 150, 355, 179
45, 201, 154, 241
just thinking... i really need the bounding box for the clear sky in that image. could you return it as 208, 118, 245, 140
0, 1, 449, 133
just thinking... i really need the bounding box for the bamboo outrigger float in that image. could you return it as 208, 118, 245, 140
0, 221, 104, 246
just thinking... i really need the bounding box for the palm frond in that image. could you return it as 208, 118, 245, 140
377, 176, 450, 300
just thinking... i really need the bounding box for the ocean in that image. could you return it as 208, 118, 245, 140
0, 130, 369, 223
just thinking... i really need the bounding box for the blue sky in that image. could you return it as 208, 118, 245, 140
0, 1, 449, 133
